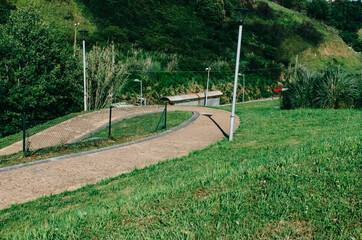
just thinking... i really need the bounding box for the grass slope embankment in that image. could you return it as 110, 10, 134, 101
266, 1, 362, 72
0, 101, 360, 239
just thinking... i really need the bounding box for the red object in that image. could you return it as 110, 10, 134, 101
274, 89, 281, 92
188, 92, 201, 105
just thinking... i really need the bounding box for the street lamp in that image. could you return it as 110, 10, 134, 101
229, 8, 249, 142
205, 67, 211, 106
79, 30, 88, 111
134, 79, 143, 106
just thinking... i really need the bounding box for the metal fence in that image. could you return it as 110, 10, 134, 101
0, 104, 168, 157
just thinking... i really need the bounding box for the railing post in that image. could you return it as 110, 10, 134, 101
108, 105, 112, 139
22, 114, 26, 156
164, 102, 167, 129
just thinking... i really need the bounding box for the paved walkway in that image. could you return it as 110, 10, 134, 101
0, 106, 239, 210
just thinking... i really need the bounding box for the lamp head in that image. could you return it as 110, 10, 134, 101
79, 30, 88, 40
134, 79, 141, 82
235, 8, 249, 25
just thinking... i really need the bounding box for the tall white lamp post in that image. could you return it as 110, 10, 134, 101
229, 8, 249, 141
205, 67, 211, 106
79, 30, 88, 111
134, 79, 143, 106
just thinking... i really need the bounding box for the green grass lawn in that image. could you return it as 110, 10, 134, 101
0, 101, 360, 239
0, 111, 193, 169
86, 111, 190, 140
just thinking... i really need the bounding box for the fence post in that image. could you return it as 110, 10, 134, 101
22, 114, 26, 156
108, 105, 112, 140
164, 102, 167, 129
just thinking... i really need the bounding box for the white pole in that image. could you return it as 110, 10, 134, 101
82, 39, 87, 111
74, 25, 77, 57
229, 24, 243, 141
205, 68, 210, 106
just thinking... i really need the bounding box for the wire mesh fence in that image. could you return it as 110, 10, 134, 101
0, 104, 168, 158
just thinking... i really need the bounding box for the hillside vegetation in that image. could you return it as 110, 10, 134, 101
0, 100, 360, 238
8, 0, 360, 71
0, 0, 361, 136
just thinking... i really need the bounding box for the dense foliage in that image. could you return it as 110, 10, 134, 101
76, 0, 321, 73
0, 7, 82, 136
0, 0, 359, 138
281, 66, 361, 109
0, 0, 15, 24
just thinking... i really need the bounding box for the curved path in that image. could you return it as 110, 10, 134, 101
0, 106, 239, 210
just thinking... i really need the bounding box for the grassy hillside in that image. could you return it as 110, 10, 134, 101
265, 1, 361, 71
1, 0, 360, 109
0, 100, 360, 238
7, 0, 361, 73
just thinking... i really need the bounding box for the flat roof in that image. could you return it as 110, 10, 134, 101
161, 91, 223, 102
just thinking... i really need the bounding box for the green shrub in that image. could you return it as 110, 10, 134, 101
281, 69, 318, 109
315, 67, 360, 109
0, 6, 82, 136
86, 43, 129, 110
281, 66, 360, 109
257, 1, 274, 19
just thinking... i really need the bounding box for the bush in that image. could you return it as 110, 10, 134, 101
0, 6, 82, 135
281, 66, 360, 109
281, 69, 318, 109
257, 2, 274, 18
306, 0, 330, 21
315, 67, 360, 109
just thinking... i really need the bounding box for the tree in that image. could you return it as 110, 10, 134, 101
306, 0, 331, 21
0, 0, 15, 24
196, 0, 226, 26
0, 6, 82, 135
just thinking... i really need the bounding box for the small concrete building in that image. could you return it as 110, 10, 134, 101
161, 91, 223, 106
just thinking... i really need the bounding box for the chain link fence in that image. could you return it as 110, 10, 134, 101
0, 104, 168, 157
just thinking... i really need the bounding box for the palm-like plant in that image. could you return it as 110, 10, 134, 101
281, 68, 319, 109
315, 67, 359, 109
281, 65, 360, 109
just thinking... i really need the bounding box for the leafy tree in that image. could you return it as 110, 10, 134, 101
196, 0, 226, 26
0, 0, 15, 24
256, 2, 275, 19
328, 0, 362, 50
0, 6, 82, 136
306, 0, 331, 21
